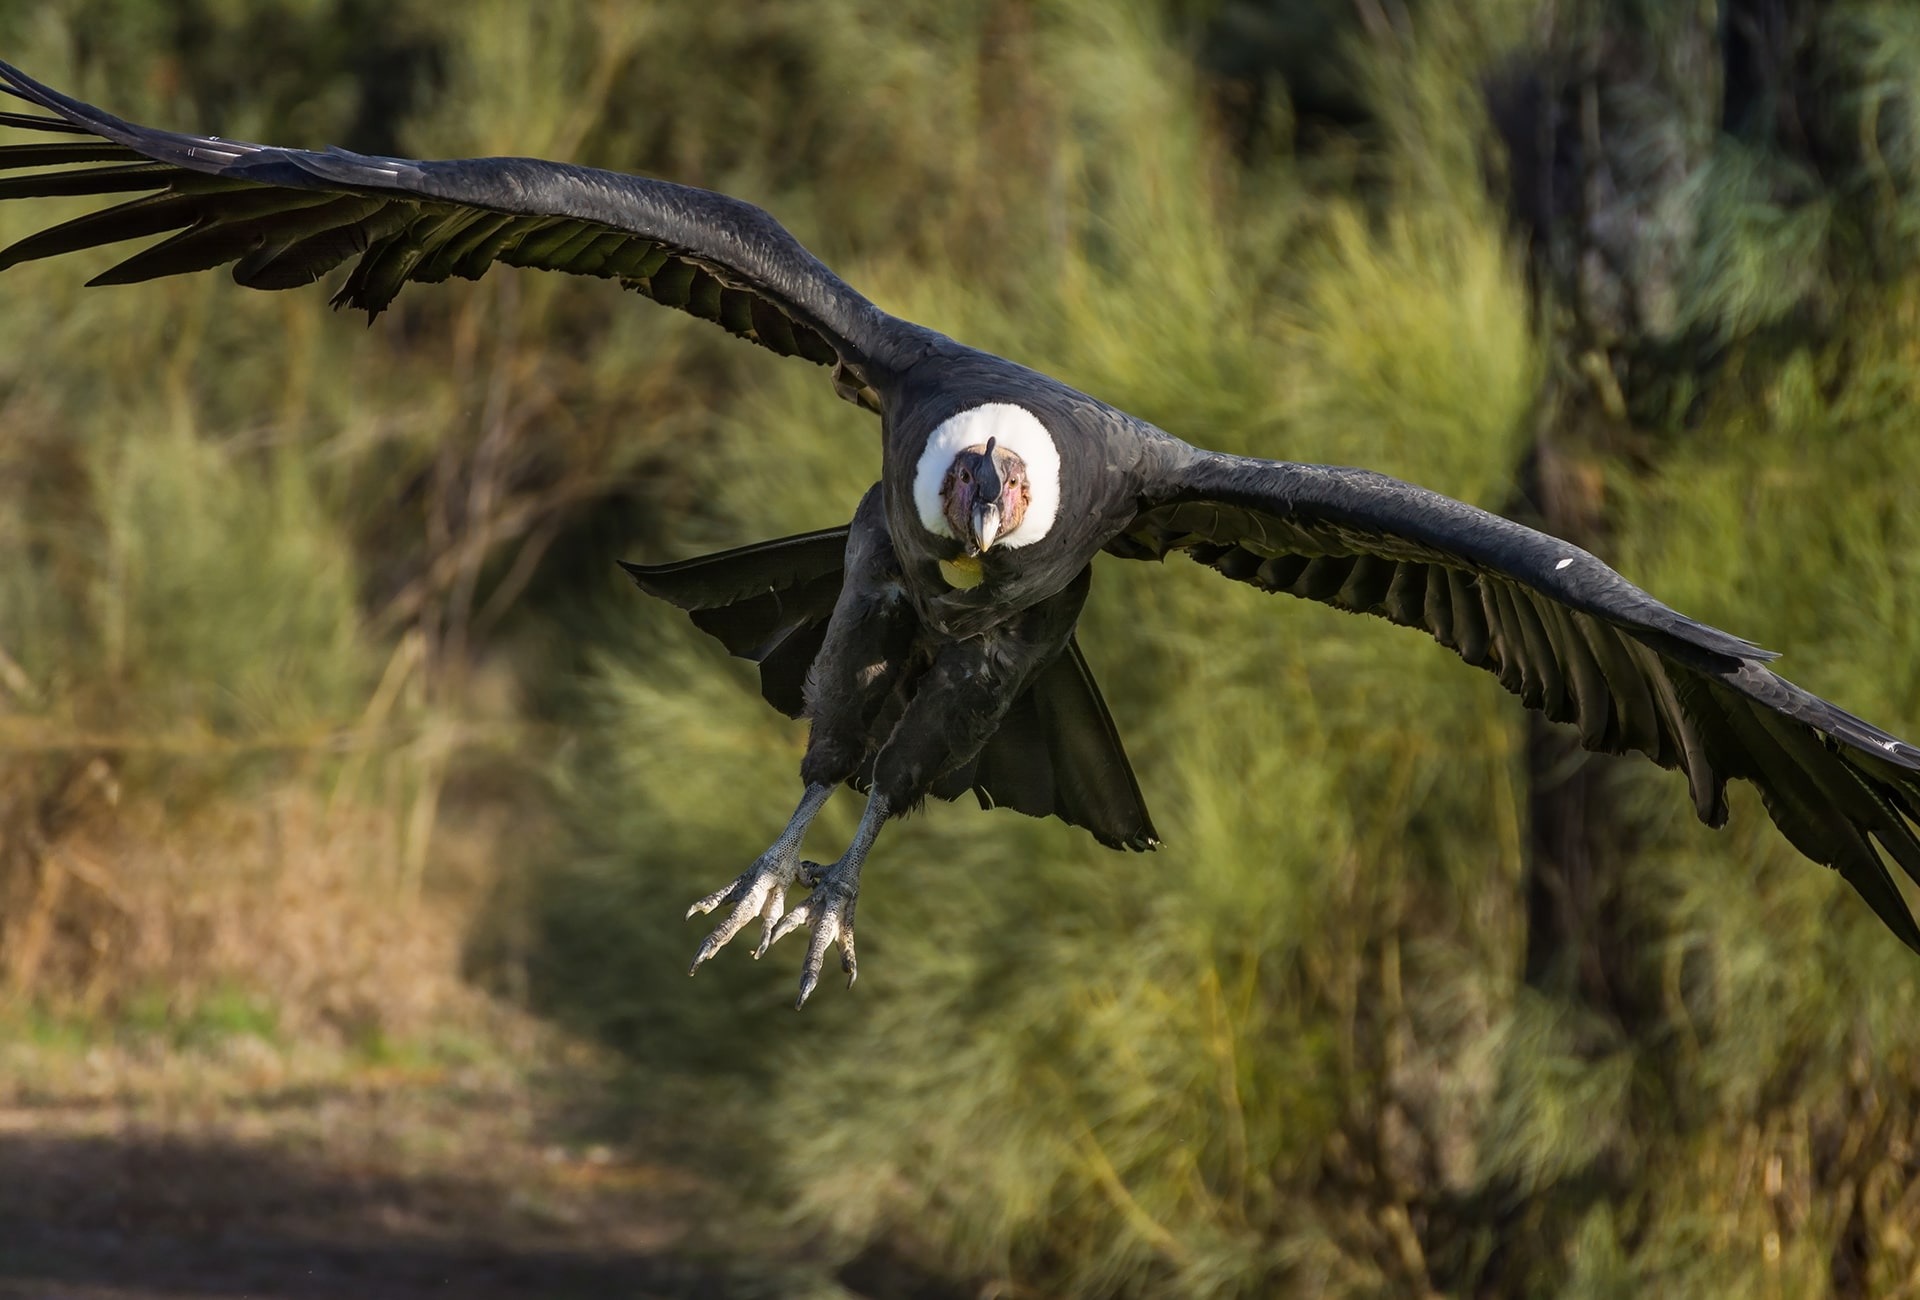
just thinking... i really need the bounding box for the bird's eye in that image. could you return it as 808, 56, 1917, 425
959, 470, 971, 484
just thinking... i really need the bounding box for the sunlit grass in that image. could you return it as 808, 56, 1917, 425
7, 0, 1920, 1295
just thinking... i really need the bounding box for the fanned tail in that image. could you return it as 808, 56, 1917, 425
621, 534, 1158, 851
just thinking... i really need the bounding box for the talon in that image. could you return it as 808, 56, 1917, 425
769, 901, 812, 947
752, 903, 784, 959
686, 787, 884, 1005
686, 867, 776, 970
685, 879, 735, 920
684, 853, 802, 972
684, 783, 836, 975
786, 862, 860, 1007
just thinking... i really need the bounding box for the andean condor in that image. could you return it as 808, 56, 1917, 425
4, 61, 1919, 1008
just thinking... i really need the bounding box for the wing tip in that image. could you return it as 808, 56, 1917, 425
617, 555, 715, 606
0, 110, 88, 135
615, 558, 660, 594
1849, 856, 1920, 958
0, 62, 100, 135
1092, 824, 1161, 853
0, 60, 96, 137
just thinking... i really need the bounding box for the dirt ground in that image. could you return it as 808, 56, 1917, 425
0, 1013, 848, 1300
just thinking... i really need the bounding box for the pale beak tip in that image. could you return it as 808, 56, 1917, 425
973, 505, 1003, 554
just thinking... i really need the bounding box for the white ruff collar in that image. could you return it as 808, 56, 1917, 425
911, 404, 1059, 549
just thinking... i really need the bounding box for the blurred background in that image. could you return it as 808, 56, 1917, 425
3, 0, 1920, 1296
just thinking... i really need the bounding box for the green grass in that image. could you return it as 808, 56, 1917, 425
6, 0, 1920, 1296
120, 983, 282, 1048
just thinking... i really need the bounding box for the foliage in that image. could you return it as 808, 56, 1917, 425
4, 0, 1920, 1296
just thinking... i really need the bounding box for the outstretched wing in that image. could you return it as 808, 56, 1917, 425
1112, 450, 1920, 952
623, 532, 1159, 852
0, 62, 924, 407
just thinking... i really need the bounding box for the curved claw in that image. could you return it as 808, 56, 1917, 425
686, 787, 883, 1005
751, 915, 783, 961
778, 865, 859, 1008
767, 886, 816, 948
685, 783, 835, 977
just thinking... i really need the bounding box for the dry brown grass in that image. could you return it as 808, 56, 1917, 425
0, 752, 489, 1043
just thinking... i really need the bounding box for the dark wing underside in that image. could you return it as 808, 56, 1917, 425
0, 61, 918, 408
624, 528, 852, 721
621, 532, 1159, 852
1111, 450, 1920, 952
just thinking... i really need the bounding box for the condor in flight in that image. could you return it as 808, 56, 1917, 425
5, 62, 1919, 1007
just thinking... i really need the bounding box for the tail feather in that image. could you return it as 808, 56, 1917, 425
937, 638, 1161, 851
621, 533, 1158, 851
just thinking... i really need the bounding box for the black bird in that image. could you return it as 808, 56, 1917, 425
4, 62, 1919, 1008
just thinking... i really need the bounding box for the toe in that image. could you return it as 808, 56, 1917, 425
744, 898, 783, 960
751, 892, 788, 960
794, 920, 838, 1008
689, 911, 745, 974
689, 878, 778, 973
769, 900, 814, 947
795, 909, 842, 1008
685, 878, 739, 919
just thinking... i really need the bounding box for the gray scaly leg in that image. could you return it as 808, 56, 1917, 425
686, 782, 835, 972
770, 791, 891, 1007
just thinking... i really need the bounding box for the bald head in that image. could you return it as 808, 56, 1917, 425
940, 436, 1031, 556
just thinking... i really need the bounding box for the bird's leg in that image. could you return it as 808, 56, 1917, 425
686, 781, 834, 973
768, 790, 891, 1007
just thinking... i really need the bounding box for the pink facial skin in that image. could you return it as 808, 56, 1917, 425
939, 437, 1031, 555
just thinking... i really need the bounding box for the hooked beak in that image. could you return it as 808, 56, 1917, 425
968, 501, 1003, 555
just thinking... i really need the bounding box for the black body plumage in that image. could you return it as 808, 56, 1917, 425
4, 60, 1918, 989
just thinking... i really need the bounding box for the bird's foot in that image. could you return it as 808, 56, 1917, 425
685, 783, 835, 973
768, 857, 861, 1008
684, 845, 810, 972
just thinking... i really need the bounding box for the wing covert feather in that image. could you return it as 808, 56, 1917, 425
0, 61, 926, 405
1114, 450, 1920, 952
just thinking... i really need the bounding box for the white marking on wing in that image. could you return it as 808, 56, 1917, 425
1555, 557, 1574, 570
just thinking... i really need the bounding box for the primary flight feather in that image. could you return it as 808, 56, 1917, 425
4, 61, 1917, 1007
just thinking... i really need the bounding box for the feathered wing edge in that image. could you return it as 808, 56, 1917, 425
1113, 449, 1920, 952
620, 531, 1159, 852
0, 60, 925, 405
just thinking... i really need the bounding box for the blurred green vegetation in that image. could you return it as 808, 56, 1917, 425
4, 0, 1920, 1296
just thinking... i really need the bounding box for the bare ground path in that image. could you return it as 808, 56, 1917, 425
0, 1015, 844, 1300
